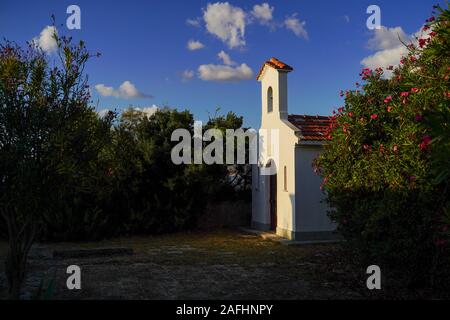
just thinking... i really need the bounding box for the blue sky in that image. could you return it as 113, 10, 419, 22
0, 0, 443, 128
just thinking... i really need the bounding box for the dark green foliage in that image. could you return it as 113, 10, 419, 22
102, 108, 250, 236
105, 108, 203, 235
0, 31, 105, 297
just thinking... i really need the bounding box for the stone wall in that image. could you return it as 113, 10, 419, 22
198, 200, 251, 229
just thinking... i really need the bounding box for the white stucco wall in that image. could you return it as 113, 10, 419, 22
252, 66, 298, 236
294, 144, 336, 233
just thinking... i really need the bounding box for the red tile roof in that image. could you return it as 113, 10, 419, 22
256, 57, 294, 80
288, 114, 332, 141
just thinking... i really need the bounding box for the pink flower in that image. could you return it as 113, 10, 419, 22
401, 92, 409, 97
423, 25, 430, 31
360, 68, 372, 80
415, 114, 423, 122
423, 135, 432, 144
370, 114, 378, 120
420, 135, 432, 151
418, 38, 427, 48
348, 112, 353, 117
338, 107, 344, 113
384, 96, 393, 103
361, 68, 371, 75
393, 145, 398, 153
387, 106, 393, 112
436, 239, 446, 247
411, 88, 419, 93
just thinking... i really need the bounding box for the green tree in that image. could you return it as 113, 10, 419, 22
0, 30, 105, 297
103, 107, 251, 235
205, 109, 252, 201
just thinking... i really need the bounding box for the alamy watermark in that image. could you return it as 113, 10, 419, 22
170, 121, 279, 175
366, 265, 381, 290
66, 5, 81, 30
366, 5, 381, 30
66, 265, 81, 290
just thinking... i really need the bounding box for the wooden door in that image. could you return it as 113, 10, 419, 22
269, 174, 277, 231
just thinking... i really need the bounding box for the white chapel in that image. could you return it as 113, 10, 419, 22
251, 58, 337, 241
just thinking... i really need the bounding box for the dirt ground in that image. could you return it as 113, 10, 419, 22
0, 229, 440, 300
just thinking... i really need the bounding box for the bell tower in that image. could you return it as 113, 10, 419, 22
256, 57, 293, 121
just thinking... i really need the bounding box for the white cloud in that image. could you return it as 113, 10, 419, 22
97, 109, 112, 118
186, 17, 201, 27
181, 69, 195, 81
343, 15, 350, 23
198, 63, 253, 82
251, 3, 274, 25
98, 105, 166, 119
95, 81, 152, 99
218, 50, 235, 66
32, 26, 58, 53
197, 49, 252, 82
361, 25, 431, 73
187, 40, 205, 50
120, 105, 163, 121
361, 45, 409, 71
203, 2, 246, 49
284, 14, 308, 39
367, 26, 409, 50
132, 105, 159, 117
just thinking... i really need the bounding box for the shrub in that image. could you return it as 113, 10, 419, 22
0, 31, 110, 296
315, 4, 450, 289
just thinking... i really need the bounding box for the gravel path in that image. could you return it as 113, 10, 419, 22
0, 230, 367, 299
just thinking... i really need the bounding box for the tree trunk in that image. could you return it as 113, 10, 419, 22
3, 210, 37, 300
5, 242, 29, 300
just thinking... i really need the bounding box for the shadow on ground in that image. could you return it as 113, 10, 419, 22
0, 229, 390, 299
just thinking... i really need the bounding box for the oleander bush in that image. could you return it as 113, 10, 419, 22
314, 4, 450, 289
